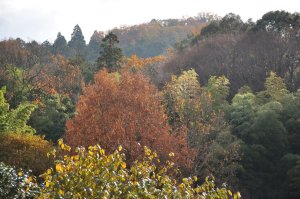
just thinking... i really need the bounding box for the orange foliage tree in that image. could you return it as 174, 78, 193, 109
124, 54, 166, 70
31, 55, 83, 100
65, 69, 194, 169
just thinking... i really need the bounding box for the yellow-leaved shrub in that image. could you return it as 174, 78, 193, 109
39, 140, 241, 199
0, 133, 54, 175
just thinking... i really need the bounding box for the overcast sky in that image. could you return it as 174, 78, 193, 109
0, 0, 299, 43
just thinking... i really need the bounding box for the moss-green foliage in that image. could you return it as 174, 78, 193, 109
0, 86, 36, 134
227, 73, 300, 198
162, 70, 241, 188
29, 93, 74, 142
0, 133, 53, 175
0, 64, 32, 107
39, 140, 240, 199
206, 75, 230, 111
162, 69, 203, 129
229, 92, 256, 140
264, 71, 289, 101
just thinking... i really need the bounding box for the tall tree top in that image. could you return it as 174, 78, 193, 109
102, 32, 119, 45
68, 24, 86, 48
53, 32, 67, 55
88, 31, 104, 46
68, 24, 86, 57
254, 11, 300, 32
54, 32, 67, 45
97, 32, 123, 71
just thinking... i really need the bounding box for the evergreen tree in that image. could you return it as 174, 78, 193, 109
87, 31, 104, 62
52, 32, 68, 56
68, 25, 86, 57
29, 94, 74, 142
97, 32, 123, 72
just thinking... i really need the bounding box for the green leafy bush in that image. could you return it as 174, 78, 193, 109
0, 86, 36, 134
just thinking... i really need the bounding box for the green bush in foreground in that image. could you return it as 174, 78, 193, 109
39, 140, 241, 199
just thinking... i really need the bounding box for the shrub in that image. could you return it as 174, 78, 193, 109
0, 162, 40, 198
0, 133, 53, 175
39, 140, 241, 199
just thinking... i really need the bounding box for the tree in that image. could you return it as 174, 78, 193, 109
228, 92, 256, 140
206, 75, 230, 111
0, 39, 34, 68
219, 13, 245, 34
124, 54, 166, 71
280, 91, 300, 154
264, 71, 289, 101
68, 25, 86, 57
69, 55, 95, 84
162, 70, 241, 186
29, 93, 74, 142
65, 69, 194, 169
162, 69, 203, 130
227, 84, 291, 198
97, 32, 123, 72
52, 32, 68, 56
286, 158, 300, 198
240, 106, 287, 198
0, 87, 36, 134
162, 69, 224, 142
31, 55, 83, 102
86, 30, 104, 62
0, 64, 31, 107
254, 11, 300, 33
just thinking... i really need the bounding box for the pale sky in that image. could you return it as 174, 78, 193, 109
0, 0, 299, 43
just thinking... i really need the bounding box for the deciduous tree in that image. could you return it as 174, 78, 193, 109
65, 70, 194, 169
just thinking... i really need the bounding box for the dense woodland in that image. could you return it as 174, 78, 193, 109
0, 10, 299, 199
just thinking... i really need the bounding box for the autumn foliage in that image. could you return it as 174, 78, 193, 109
124, 54, 166, 70
0, 133, 53, 175
31, 55, 83, 100
65, 69, 194, 169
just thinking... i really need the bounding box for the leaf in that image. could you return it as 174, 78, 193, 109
56, 163, 63, 173
18, 171, 23, 176
121, 162, 126, 169
118, 146, 123, 151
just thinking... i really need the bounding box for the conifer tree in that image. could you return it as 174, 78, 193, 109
97, 32, 123, 72
68, 25, 86, 57
52, 32, 68, 56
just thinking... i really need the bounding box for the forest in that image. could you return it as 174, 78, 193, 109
0, 10, 299, 199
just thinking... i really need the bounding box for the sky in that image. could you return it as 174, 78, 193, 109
0, 0, 299, 43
